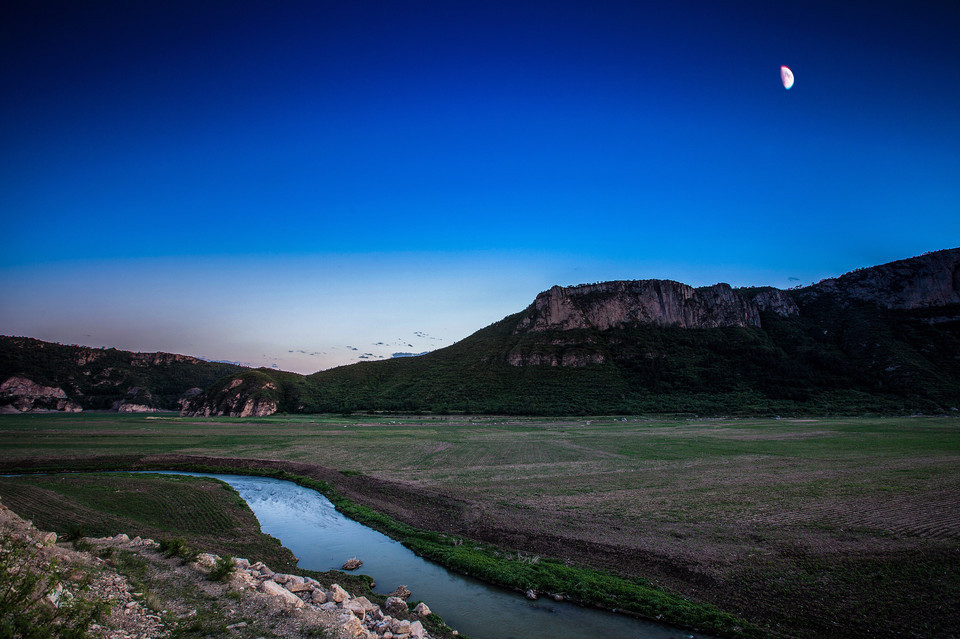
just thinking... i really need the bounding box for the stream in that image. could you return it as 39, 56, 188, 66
152, 472, 713, 639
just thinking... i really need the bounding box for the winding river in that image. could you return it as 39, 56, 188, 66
156, 471, 713, 639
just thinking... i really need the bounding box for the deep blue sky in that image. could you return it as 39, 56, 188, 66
2, 0, 958, 372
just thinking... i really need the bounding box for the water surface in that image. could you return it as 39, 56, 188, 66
156, 472, 712, 639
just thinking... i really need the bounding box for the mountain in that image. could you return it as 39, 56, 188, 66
5, 249, 959, 416
0, 338, 246, 412
181, 248, 960, 416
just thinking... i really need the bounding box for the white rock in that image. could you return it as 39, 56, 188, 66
413, 602, 431, 617
286, 582, 313, 593
410, 620, 426, 638
311, 590, 327, 604
340, 614, 365, 637
196, 553, 219, 568
260, 580, 304, 608
353, 596, 378, 613
329, 583, 351, 603
343, 599, 367, 619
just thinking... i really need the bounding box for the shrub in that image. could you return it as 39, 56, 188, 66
158, 537, 199, 563
0, 537, 105, 639
209, 555, 236, 582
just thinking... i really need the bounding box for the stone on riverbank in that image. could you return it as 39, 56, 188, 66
385, 596, 408, 615
329, 583, 351, 603
261, 580, 305, 608
389, 584, 411, 600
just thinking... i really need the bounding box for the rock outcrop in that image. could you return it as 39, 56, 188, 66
1, 499, 452, 639
180, 373, 280, 417
513, 280, 796, 335
799, 247, 960, 310
0, 376, 82, 412
510, 250, 960, 339
225, 563, 440, 638
114, 386, 162, 413
750, 287, 800, 316
1, 336, 249, 411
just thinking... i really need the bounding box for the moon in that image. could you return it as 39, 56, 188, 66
781, 65, 795, 89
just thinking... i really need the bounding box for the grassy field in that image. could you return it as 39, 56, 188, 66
0, 472, 302, 572
1, 413, 958, 638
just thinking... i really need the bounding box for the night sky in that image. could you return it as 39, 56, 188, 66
2, 0, 958, 373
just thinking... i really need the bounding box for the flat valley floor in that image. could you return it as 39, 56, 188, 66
1, 413, 957, 638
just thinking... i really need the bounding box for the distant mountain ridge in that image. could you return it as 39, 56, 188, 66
4, 248, 960, 416
514, 280, 799, 334
0, 338, 246, 413
796, 248, 960, 310
517, 249, 959, 334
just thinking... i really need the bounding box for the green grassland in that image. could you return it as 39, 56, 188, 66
0, 472, 301, 573
1, 414, 958, 638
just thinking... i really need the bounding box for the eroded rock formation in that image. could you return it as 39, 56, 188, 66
0, 376, 82, 412
513, 280, 797, 335
180, 375, 279, 417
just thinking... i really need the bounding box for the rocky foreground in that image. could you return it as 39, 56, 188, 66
204, 554, 439, 639
0, 499, 451, 639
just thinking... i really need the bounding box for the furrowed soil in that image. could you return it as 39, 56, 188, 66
0, 473, 301, 573
1, 414, 958, 638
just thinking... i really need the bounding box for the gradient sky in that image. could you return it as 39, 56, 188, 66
2, 0, 958, 373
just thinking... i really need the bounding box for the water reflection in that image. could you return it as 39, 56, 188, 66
154, 472, 711, 639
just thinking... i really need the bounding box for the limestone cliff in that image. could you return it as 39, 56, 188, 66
180, 373, 279, 417
0, 376, 82, 413
113, 386, 162, 413
513, 280, 796, 335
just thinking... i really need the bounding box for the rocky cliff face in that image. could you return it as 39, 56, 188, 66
129, 351, 207, 367
513, 280, 797, 335
801, 248, 960, 310
510, 250, 960, 339
180, 375, 279, 417
0, 376, 82, 413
